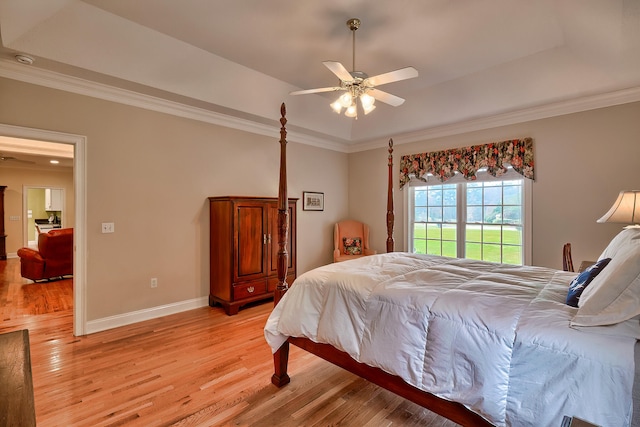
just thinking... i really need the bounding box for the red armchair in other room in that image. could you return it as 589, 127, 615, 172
17, 228, 73, 281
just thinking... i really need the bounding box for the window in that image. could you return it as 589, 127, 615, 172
408, 172, 530, 265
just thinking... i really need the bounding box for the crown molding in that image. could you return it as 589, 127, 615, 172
0, 59, 350, 152
347, 85, 640, 153
2, 59, 638, 155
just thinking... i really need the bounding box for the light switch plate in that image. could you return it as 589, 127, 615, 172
101, 222, 115, 233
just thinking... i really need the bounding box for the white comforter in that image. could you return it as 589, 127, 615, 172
264, 253, 636, 427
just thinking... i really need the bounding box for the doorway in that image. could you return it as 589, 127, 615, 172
24, 186, 66, 248
0, 123, 86, 336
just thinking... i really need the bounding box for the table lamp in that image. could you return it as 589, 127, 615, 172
597, 190, 640, 228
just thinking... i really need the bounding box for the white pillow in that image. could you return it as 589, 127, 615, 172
571, 318, 640, 339
572, 230, 640, 327
598, 227, 640, 260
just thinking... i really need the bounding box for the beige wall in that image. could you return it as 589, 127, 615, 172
349, 101, 640, 269
0, 77, 348, 321
3, 73, 638, 326
2, 167, 74, 250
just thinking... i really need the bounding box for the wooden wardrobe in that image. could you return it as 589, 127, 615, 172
208, 196, 297, 315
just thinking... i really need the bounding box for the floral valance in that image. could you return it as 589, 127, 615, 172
399, 137, 534, 189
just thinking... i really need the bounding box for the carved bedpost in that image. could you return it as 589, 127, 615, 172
275, 103, 289, 305
272, 103, 291, 387
386, 139, 395, 253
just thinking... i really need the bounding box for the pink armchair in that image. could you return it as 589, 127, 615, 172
333, 220, 377, 262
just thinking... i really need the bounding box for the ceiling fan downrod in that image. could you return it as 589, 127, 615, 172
347, 18, 360, 72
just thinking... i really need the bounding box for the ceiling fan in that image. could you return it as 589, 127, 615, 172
290, 18, 418, 118
0, 153, 35, 164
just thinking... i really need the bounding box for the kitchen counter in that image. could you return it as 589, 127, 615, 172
35, 219, 62, 231
38, 224, 62, 230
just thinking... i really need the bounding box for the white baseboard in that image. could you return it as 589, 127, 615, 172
85, 296, 210, 334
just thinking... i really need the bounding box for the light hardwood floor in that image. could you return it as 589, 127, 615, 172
0, 258, 460, 426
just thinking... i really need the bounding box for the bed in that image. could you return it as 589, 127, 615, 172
265, 104, 640, 426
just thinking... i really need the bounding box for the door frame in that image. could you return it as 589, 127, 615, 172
0, 123, 86, 336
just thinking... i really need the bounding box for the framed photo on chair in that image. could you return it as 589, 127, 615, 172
303, 191, 324, 211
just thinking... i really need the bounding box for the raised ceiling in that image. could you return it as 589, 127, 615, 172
0, 136, 74, 169
1, 0, 639, 152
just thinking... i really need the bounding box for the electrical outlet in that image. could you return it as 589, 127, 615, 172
150, 278, 158, 288
101, 222, 115, 233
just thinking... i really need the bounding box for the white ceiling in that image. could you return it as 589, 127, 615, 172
1, 0, 640, 152
0, 136, 74, 169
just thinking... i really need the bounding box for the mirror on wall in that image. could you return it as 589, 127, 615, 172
24, 186, 65, 247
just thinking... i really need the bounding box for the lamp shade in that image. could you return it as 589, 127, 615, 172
597, 190, 640, 225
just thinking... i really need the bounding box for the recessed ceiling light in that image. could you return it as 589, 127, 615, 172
50, 159, 59, 164
15, 54, 34, 65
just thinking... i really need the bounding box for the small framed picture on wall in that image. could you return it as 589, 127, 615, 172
303, 191, 324, 211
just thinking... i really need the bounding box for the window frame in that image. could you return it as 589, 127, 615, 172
403, 172, 532, 265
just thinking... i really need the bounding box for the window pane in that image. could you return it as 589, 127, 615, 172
466, 224, 481, 242
467, 206, 482, 223
467, 187, 482, 205
504, 185, 521, 205
442, 239, 457, 257
428, 207, 443, 222
466, 242, 482, 260
484, 206, 503, 223
503, 206, 521, 224
415, 189, 427, 205
426, 223, 441, 239
413, 223, 426, 254
427, 239, 442, 256
415, 207, 428, 222
443, 188, 457, 206
443, 206, 457, 222
483, 225, 502, 243
503, 245, 522, 265
428, 188, 442, 205
503, 226, 522, 245
442, 224, 457, 241
484, 186, 502, 205
482, 243, 501, 262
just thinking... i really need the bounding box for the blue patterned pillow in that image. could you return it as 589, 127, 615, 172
566, 258, 612, 307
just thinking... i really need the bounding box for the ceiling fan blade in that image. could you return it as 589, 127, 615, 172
290, 86, 343, 96
366, 66, 418, 87
368, 88, 405, 107
323, 61, 354, 82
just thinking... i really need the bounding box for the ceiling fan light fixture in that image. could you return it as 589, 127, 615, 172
360, 93, 375, 109
330, 100, 343, 114
294, 17, 418, 119
345, 103, 358, 118
362, 103, 376, 115
338, 92, 352, 108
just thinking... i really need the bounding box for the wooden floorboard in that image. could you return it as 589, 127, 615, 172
0, 258, 460, 426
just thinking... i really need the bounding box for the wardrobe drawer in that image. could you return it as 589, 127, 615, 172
233, 281, 267, 300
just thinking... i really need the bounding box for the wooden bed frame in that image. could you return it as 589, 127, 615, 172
270, 104, 493, 426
